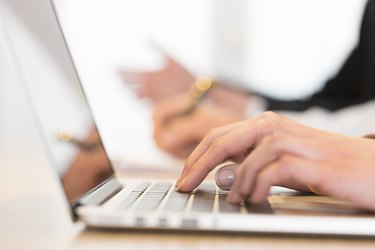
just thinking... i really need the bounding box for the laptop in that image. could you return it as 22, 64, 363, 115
10, 0, 375, 236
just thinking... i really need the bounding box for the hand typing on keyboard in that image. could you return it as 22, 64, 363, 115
175, 112, 375, 212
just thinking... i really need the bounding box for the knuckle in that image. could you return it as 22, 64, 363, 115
255, 111, 283, 132
259, 111, 279, 122
270, 133, 286, 142
206, 128, 220, 140
264, 134, 280, 145
258, 111, 282, 126
210, 137, 226, 154
278, 155, 295, 170
259, 133, 287, 152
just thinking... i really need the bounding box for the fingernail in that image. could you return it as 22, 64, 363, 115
215, 168, 234, 188
176, 179, 185, 191
175, 176, 182, 188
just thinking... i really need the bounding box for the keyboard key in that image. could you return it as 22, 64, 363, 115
117, 182, 151, 210
191, 190, 215, 212
163, 191, 191, 211
244, 200, 273, 214
218, 194, 240, 213
196, 183, 217, 192
133, 183, 171, 211
118, 193, 141, 209
131, 182, 151, 193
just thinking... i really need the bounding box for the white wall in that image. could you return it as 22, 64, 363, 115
215, 0, 367, 98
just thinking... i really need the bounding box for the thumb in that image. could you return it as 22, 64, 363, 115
215, 164, 240, 190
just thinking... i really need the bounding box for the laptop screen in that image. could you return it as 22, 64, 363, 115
7, 0, 114, 206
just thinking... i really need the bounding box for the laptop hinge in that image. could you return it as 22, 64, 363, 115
78, 177, 123, 207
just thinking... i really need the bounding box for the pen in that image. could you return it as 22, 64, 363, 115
166, 76, 214, 124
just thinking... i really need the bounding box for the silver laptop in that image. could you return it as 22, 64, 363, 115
10, 0, 375, 236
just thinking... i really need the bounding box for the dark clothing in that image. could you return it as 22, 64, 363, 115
265, 0, 375, 111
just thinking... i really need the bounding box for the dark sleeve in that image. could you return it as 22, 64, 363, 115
264, 0, 375, 112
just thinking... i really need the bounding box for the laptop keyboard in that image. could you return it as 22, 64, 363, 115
134, 182, 171, 211
163, 190, 191, 211
117, 181, 242, 213
218, 192, 241, 213
190, 186, 216, 212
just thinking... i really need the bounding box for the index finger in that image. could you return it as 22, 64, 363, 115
177, 120, 245, 184
178, 118, 267, 192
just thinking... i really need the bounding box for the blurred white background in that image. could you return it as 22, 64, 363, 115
0, 0, 368, 175
53, 0, 367, 98
53, 0, 367, 162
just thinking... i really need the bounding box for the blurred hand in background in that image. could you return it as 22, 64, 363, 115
120, 47, 253, 159
119, 47, 194, 104
153, 93, 244, 158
